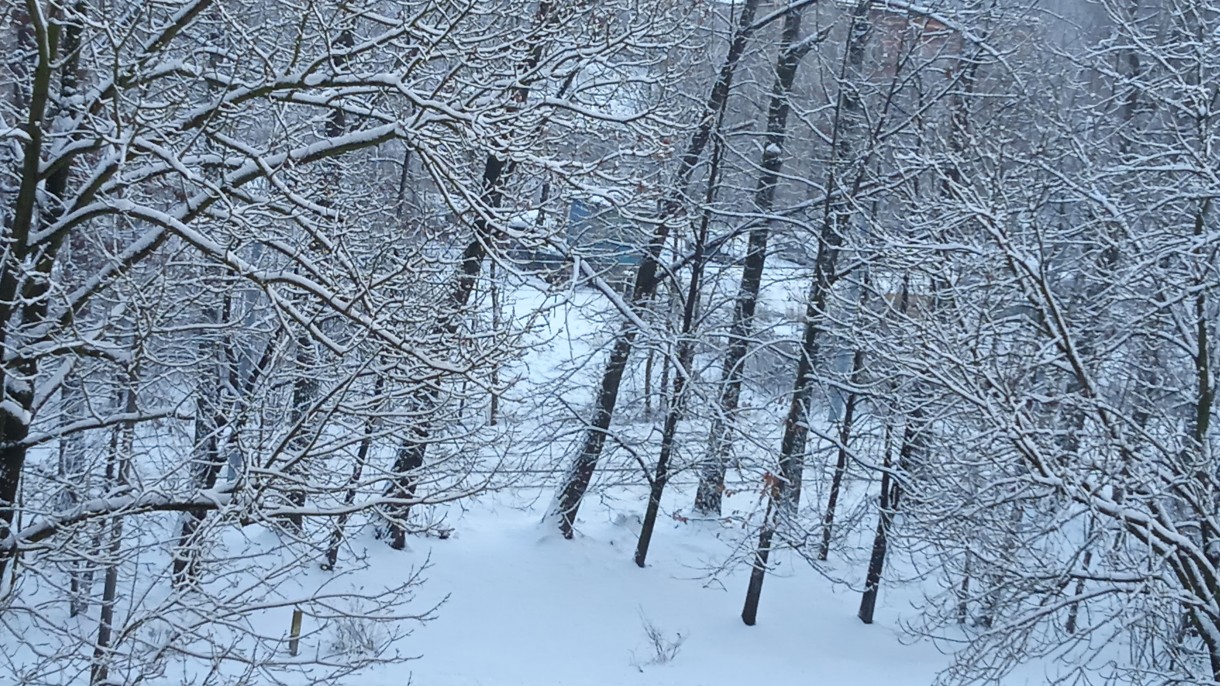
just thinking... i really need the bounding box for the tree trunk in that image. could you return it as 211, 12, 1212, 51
643, 349, 655, 417
977, 502, 1025, 630
91, 377, 136, 686
0, 3, 86, 584
173, 324, 275, 585
696, 3, 814, 516
324, 377, 385, 570
1064, 548, 1092, 634
381, 153, 506, 548
741, 487, 778, 626
957, 551, 972, 625
172, 306, 228, 587
380, 2, 558, 548
658, 318, 672, 417
59, 371, 93, 615
634, 109, 724, 568
859, 420, 910, 625
285, 335, 320, 532
384, 432, 426, 551
554, 0, 764, 538
739, 0, 875, 623
489, 262, 502, 426
819, 347, 865, 561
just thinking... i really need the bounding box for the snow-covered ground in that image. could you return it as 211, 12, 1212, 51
320, 485, 1061, 686
327, 489, 951, 686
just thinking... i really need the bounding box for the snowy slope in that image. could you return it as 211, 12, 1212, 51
347, 490, 953, 686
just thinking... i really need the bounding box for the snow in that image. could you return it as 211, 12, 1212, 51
337, 490, 954, 686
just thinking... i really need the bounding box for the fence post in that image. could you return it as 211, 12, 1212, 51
288, 608, 304, 656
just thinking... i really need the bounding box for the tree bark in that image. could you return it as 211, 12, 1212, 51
554, 0, 764, 538
696, 4, 816, 517
284, 335, 320, 532
381, 3, 555, 546
324, 376, 385, 570
172, 305, 228, 587
819, 347, 865, 561
859, 419, 913, 624
381, 153, 507, 549
91, 375, 136, 685
634, 107, 725, 568
740, 0, 875, 623
172, 322, 275, 586
59, 370, 93, 615
0, 4, 86, 583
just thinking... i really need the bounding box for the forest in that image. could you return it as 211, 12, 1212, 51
2, 0, 1219, 684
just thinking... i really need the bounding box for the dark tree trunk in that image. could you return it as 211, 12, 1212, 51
91, 378, 136, 686
170, 384, 224, 585
977, 503, 1025, 630
957, 551, 972, 625
554, 0, 764, 538
658, 316, 672, 417
740, 0, 875, 624
380, 2, 559, 546
381, 152, 506, 548
0, 4, 86, 583
489, 262, 502, 426
324, 377, 385, 570
384, 420, 427, 551
856, 484, 892, 624
173, 325, 275, 586
859, 419, 912, 624
1064, 548, 1092, 634
634, 109, 724, 568
819, 347, 865, 561
172, 305, 229, 587
60, 371, 92, 615
741, 485, 778, 626
643, 349, 655, 417
396, 147, 413, 214
859, 276, 918, 625
284, 336, 320, 532
696, 4, 813, 516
